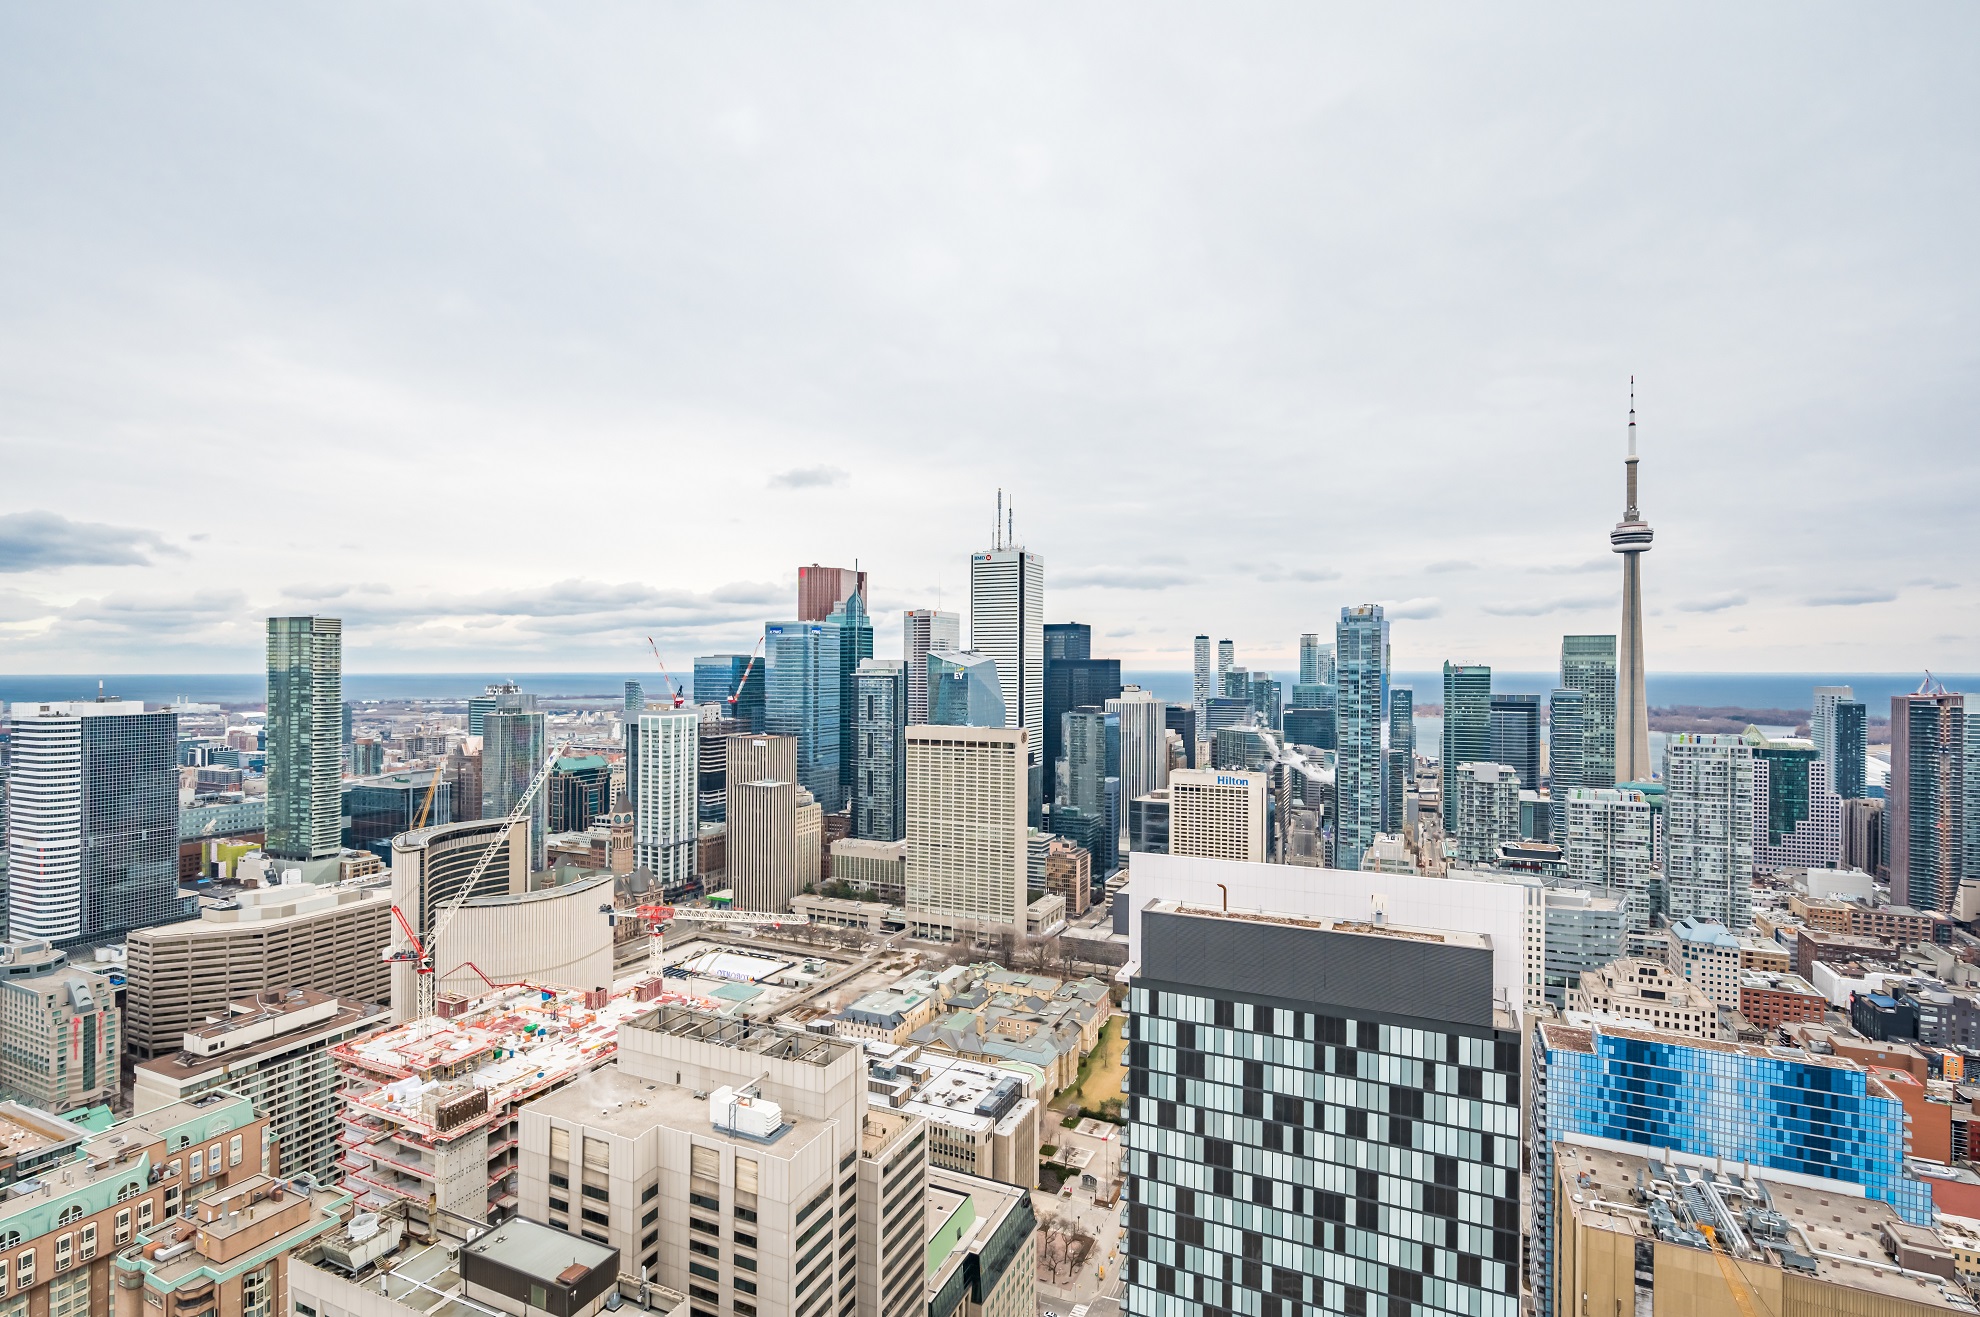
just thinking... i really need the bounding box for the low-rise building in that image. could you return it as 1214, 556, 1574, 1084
1740, 970, 1829, 1031
829, 838, 907, 903
1740, 935, 1792, 973
866, 1047, 1040, 1188
1043, 838, 1091, 916
1569, 956, 1719, 1038
134, 988, 387, 1184
0, 939, 120, 1110
834, 988, 939, 1045
1666, 916, 1743, 1012
113, 1172, 356, 1317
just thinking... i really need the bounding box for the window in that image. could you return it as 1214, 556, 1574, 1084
52, 1236, 70, 1274
735, 1158, 759, 1196
529, 1287, 548, 1310
549, 1198, 569, 1214
78, 1227, 95, 1262
582, 1137, 610, 1171
48, 1271, 88, 1317
549, 1173, 568, 1190
0, 1256, 9, 1296
115, 1211, 131, 1246
641, 1184, 658, 1203
733, 1205, 757, 1223
691, 1146, 719, 1182
116, 1183, 139, 1203
138, 1200, 154, 1228
209, 1145, 223, 1177
57, 1207, 83, 1227
166, 1161, 181, 1180
641, 1209, 658, 1227
580, 1209, 609, 1227
16, 1251, 34, 1288
189, 1152, 203, 1183
229, 1136, 242, 1168
581, 1185, 610, 1202
549, 1128, 571, 1161
734, 1231, 757, 1249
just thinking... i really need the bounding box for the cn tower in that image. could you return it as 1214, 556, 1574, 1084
1611, 379, 1654, 781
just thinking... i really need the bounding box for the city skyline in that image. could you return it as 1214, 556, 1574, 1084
1, 9, 1975, 674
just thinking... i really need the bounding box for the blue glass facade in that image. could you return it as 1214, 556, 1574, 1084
1531, 1024, 1932, 1316
827, 591, 874, 808
928, 651, 1007, 728
764, 621, 843, 813
693, 654, 764, 732
1440, 663, 1492, 831
1333, 605, 1388, 871
852, 659, 905, 842
1384, 687, 1415, 832
1488, 693, 1540, 792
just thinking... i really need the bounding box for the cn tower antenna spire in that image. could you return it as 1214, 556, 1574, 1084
1611, 376, 1654, 783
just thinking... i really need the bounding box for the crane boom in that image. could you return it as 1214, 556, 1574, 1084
409, 738, 571, 1019
413, 764, 445, 830
645, 638, 686, 707
1699, 1225, 1760, 1317
727, 635, 766, 710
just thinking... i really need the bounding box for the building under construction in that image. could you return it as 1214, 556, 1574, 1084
334, 977, 707, 1228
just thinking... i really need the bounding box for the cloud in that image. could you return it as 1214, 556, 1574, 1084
1256, 564, 1342, 584
1057, 566, 1192, 591
1480, 594, 1608, 617
1806, 588, 1898, 607
766, 466, 848, 490
0, 511, 181, 572
1908, 578, 1960, 591
1381, 597, 1443, 620
1528, 560, 1612, 576
59, 590, 249, 634
1425, 560, 1475, 574
1677, 592, 1748, 614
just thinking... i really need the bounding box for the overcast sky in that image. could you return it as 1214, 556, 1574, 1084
1, 5, 1975, 676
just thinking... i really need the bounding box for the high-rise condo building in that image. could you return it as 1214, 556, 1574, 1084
1333, 605, 1388, 871
1546, 689, 1586, 846
1107, 689, 1169, 848
928, 651, 1008, 728
1167, 768, 1266, 862
765, 619, 845, 813
266, 615, 343, 882
1833, 697, 1868, 799
727, 734, 800, 912
1663, 733, 1756, 930
905, 726, 1028, 934
852, 659, 906, 842
631, 709, 699, 892
1440, 662, 1492, 831
1383, 687, 1415, 832
828, 589, 875, 806
1558, 635, 1618, 789
1043, 656, 1121, 804
1127, 899, 1522, 1317
482, 685, 548, 871
1284, 684, 1336, 752
6, 699, 185, 941
1215, 639, 1234, 693
1246, 672, 1281, 730
1609, 387, 1654, 783
467, 685, 499, 738
1192, 634, 1212, 727
1298, 632, 1335, 685
1745, 727, 1841, 873
1044, 621, 1090, 661
1487, 693, 1540, 791
1055, 709, 1118, 876
1812, 685, 1852, 766
797, 562, 867, 622
1890, 685, 1967, 914
0, 938, 119, 1108
1454, 762, 1522, 866
1562, 787, 1656, 928
969, 545, 1044, 736
902, 608, 961, 725
623, 680, 644, 718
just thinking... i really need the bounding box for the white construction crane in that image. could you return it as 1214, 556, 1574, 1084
389, 738, 571, 1021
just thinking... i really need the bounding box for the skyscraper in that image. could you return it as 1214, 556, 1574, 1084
622, 680, 643, 719
1126, 901, 1522, 1317
266, 615, 343, 882
969, 544, 1044, 736
1610, 384, 1655, 783
1889, 685, 1967, 915
1333, 605, 1388, 871
928, 651, 1007, 727
693, 654, 764, 732
1056, 709, 1117, 875
1663, 733, 1755, 930
1285, 683, 1336, 751
1164, 703, 1198, 769
1299, 633, 1335, 684
726, 734, 800, 912
631, 708, 699, 892
1559, 635, 1618, 788
1192, 634, 1212, 728
482, 686, 548, 871
764, 619, 844, 813
905, 726, 1029, 933
1440, 662, 1492, 831
1167, 768, 1266, 862
1215, 639, 1234, 694
1746, 727, 1842, 874
827, 588, 874, 806
1107, 689, 1169, 849
6, 699, 186, 941
1833, 698, 1868, 800
1043, 622, 1090, 661
1811, 685, 1852, 766
1562, 787, 1657, 928
1546, 688, 1586, 845
797, 562, 867, 622
1488, 692, 1541, 791
1043, 652, 1120, 806
902, 608, 961, 725
1384, 687, 1415, 832
852, 658, 906, 842
1453, 762, 1522, 866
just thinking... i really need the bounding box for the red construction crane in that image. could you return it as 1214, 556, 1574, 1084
644, 638, 687, 707
727, 635, 766, 711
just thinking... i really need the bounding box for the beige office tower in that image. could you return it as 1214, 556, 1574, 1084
518, 1005, 931, 1317
905, 726, 1029, 933
728, 734, 801, 911
1168, 768, 1267, 862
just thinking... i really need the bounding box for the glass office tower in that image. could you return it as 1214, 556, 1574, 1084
1384, 687, 1415, 832
1440, 663, 1492, 831
1488, 693, 1541, 792
1559, 635, 1618, 789
853, 659, 906, 842
764, 621, 844, 814
1333, 605, 1388, 870
693, 655, 764, 733
265, 615, 343, 879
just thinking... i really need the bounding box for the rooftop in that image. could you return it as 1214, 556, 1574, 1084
142, 991, 384, 1081
1141, 899, 1492, 952
632, 1003, 855, 1068
1555, 1138, 1974, 1311
527, 1066, 829, 1152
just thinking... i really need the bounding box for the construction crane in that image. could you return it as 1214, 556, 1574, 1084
1699, 1225, 1762, 1317
412, 764, 446, 830
388, 738, 572, 1021
636, 904, 785, 932
726, 635, 765, 715
645, 638, 687, 708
